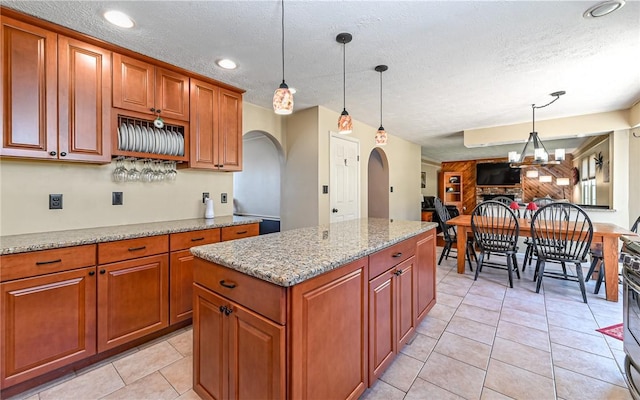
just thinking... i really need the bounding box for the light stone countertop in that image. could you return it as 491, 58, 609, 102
0, 216, 261, 255
190, 218, 438, 287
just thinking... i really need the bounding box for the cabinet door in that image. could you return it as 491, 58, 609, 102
189, 78, 219, 169
1, 267, 96, 389
217, 88, 242, 171
112, 53, 154, 115
368, 268, 396, 383
290, 258, 368, 400
1, 17, 57, 159
169, 249, 194, 324
227, 302, 285, 400
155, 67, 189, 122
415, 231, 436, 322
58, 36, 111, 163
97, 254, 169, 352
193, 284, 228, 400
396, 256, 416, 347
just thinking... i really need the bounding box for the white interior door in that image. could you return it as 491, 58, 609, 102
330, 134, 360, 223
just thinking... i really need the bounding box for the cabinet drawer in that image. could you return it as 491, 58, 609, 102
0, 245, 96, 282
221, 223, 259, 241
98, 235, 168, 264
170, 229, 221, 252
369, 238, 416, 280
193, 258, 286, 324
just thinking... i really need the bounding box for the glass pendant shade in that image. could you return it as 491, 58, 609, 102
557, 177, 570, 186
338, 110, 353, 134
273, 82, 293, 115
555, 148, 566, 161
525, 170, 539, 178
539, 175, 553, 183
375, 126, 387, 146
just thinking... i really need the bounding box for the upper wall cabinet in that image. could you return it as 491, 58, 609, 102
1, 17, 111, 163
112, 54, 189, 122
189, 79, 243, 171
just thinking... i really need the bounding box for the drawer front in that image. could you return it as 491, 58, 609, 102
170, 229, 221, 252
98, 235, 168, 264
221, 223, 259, 242
0, 245, 96, 282
193, 258, 286, 324
369, 238, 416, 280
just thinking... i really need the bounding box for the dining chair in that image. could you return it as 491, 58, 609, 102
531, 202, 593, 303
585, 214, 640, 294
471, 201, 520, 288
491, 196, 514, 206
522, 197, 557, 270
434, 197, 475, 271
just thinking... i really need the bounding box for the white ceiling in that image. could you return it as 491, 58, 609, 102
4, 0, 639, 161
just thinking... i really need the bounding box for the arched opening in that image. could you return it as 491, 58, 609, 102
368, 147, 389, 218
233, 130, 285, 234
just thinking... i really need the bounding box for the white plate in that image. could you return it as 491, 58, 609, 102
169, 130, 177, 156
140, 126, 147, 153
178, 133, 184, 156
127, 123, 135, 151
120, 123, 128, 151
134, 125, 142, 152
160, 129, 167, 154
154, 128, 162, 154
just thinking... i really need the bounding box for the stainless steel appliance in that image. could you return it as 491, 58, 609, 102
622, 235, 640, 399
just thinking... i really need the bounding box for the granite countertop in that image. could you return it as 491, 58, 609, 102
191, 218, 438, 287
0, 216, 261, 255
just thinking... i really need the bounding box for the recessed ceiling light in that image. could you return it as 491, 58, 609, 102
216, 59, 237, 70
583, 0, 625, 18
104, 10, 134, 28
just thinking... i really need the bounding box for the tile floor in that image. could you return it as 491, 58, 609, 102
8, 250, 631, 400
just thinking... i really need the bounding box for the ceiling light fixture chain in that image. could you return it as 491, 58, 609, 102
272, 0, 293, 115
375, 64, 388, 146
337, 33, 353, 134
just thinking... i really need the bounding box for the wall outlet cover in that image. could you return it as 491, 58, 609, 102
49, 194, 63, 209
221, 193, 228, 203
112, 192, 123, 205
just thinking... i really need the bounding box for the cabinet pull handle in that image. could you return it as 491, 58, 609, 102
35, 259, 62, 265
220, 280, 237, 289
100, 269, 106, 274
392, 252, 403, 258
128, 246, 146, 252
60, 152, 67, 157
236, 231, 248, 235
89, 271, 95, 276
191, 237, 205, 242
49, 151, 57, 156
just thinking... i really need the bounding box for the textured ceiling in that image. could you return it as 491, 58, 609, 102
3, 0, 639, 161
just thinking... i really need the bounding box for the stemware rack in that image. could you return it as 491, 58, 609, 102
112, 115, 188, 161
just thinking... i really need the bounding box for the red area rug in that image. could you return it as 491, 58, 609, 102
596, 323, 623, 341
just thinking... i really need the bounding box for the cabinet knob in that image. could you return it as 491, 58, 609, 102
150, 107, 156, 112
99, 269, 106, 274
60, 152, 67, 157
49, 151, 57, 156
89, 271, 95, 276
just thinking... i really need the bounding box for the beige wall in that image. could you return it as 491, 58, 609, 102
421, 161, 440, 197
629, 127, 640, 226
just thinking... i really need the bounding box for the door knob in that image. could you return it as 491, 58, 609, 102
332, 208, 338, 213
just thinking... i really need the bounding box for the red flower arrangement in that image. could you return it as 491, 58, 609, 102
526, 202, 539, 211
509, 201, 520, 210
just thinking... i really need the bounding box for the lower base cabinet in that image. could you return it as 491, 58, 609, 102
193, 284, 285, 400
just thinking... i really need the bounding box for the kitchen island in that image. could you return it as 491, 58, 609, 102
190, 218, 437, 400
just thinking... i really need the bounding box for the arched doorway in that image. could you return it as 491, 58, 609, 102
368, 148, 389, 218
233, 130, 285, 233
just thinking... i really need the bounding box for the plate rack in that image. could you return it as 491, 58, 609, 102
113, 115, 188, 161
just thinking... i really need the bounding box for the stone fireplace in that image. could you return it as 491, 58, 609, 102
476, 187, 523, 205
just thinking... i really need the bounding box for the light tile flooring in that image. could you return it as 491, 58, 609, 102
9, 250, 631, 400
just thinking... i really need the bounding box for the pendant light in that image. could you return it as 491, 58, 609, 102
336, 33, 353, 134
374, 65, 388, 146
273, 0, 293, 115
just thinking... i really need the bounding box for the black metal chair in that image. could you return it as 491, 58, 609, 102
586, 214, 640, 294
471, 201, 520, 288
522, 197, 557, 270
492, 196, 515, 206
434, 197, 474, 271
531, 203, 593, 303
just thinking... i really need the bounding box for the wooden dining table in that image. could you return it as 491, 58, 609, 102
446, 214, 636, 302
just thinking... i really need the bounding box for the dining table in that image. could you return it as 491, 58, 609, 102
446, 214, 636, 302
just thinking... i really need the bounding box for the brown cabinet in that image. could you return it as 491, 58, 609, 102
97, 236, 169, 352
112, 53, 189, 122
220, 223, 259, 241
169, 229, 221, 325
193, 283, 285, 400
439, 171, 463, 214
368, 255, 416, 383
1, 17, 111, 163
0, 245, 97, 389
189, 78, 243, 171
415, 230, 437, 322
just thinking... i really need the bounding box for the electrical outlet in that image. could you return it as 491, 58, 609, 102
221, 193, 228, 203
49, 194, 63, 209
112, 192, 123, 205
202, 192, 210, 203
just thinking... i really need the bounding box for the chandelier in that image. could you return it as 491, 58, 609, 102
509, 91, 566, 168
